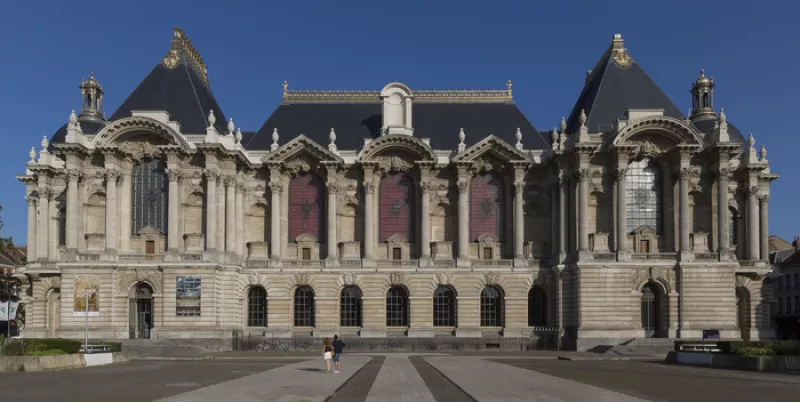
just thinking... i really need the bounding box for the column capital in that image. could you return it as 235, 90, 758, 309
717, 167, 731, 178
166, 169, 182, 182
758, 193, 770, 204
326, 181, 339, 194
574, 168, 590, 181
204, 168, 221, 181
25, 195, 38, 205
363, 181, 375, 194
457, 180, 468, 194
105, 168, 121, 182
38, 188, 55, 200
613, 168, 627, 181
419, 182, 431, 194
513, 181, 524, 195
269, 182, 284, 194
746, 186, 759, 195
66, 168, 81, 181
677, 167, 692, 180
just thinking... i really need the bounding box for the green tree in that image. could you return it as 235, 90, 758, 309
0, 205, 14, 253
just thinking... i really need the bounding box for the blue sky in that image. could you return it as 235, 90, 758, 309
0, 0, 797, 244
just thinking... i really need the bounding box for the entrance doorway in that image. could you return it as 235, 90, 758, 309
129, 283, 154, 339
640, 283, 661, 338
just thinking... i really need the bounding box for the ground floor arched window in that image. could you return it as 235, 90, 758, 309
294, 286, 315, 327
247, 286, 267, 327
528, 286, 547, 326
480, 286, 504, 327
386, 286, 409, 327
433, 286, 456, 327
340, 286, 362, 327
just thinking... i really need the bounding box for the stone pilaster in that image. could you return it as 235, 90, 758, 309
25, 195, 37, 261
746, 186, 759, 261
235, 179, 244, 257
326, 179, 338, 265
166, 169, 180, 254
678, 167, 693, 262
65, 169, 80, 259
615, 167, 629, 260
362, 165, 375, 265
269, 181, 282, 261
558, 170, 567, 263
457, 165, 470, 267
419, 182, 431, 264
119, 167, 132, 253
204, 169, 218, 251
513, 180, 525, 265
759, 194, 769, 263
717, 167, 730, 259
576, 168, 591, 259
217, 175, 225, 253
105, 169, 120, 257
225, 175, 236, 254
36, 186, 49, 260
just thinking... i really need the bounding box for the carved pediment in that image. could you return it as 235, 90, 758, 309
477, 234, 499, 243
261, 135, 343, 164
451, 135, 529, 164
614, 116, 703, 147
358, 134, 437, 162
137, 226, 163, 235
386, 233, 408, 243
295, 233, 318, 243
631, 224, 657, 235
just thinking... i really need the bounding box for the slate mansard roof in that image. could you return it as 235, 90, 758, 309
48, 29, 747, 149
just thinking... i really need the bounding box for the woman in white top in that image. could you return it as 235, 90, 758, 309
322, 337, 333, 373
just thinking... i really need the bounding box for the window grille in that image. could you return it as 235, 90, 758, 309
294, 286, 315, 327
626, 158, 661, 233
132, 158, 167, 234
470, 172, 505, 241
289, 173, 324, 241
247, 286, 267, 327
379, 172, 415, 241
433, 286, 456, 327
340, 286, 362, 327
480, 286, 504, 327
386, 286, 409, 327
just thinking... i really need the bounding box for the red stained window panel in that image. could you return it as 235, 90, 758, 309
470, 172, 505, 241
379, 172, 416, 242
289, 173, 325, 241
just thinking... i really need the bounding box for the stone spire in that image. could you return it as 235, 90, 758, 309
78, 72, 105, 122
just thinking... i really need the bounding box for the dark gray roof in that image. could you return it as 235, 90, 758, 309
248, 101, 544, 151
49, 120, 106, 145
566, 43, 683, 134
691, 116, 746, 143
109, 61, 227, 134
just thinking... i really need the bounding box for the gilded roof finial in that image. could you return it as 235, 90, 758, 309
506, 80, 512, 97
169, 27, 209, 86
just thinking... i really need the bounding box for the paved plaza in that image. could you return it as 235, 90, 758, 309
2, 354, 800, 402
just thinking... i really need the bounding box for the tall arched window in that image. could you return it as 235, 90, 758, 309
247, 286, 267, 327
132, 158, 167, 234
433, 286, 456, 327
480, 286, 504, 327
626, 158, 661, 233
289, 173, 324, 241
293, 286, 315, 327
340, 286, 362, 327
528, 287, 548, 326
386, 286, 409, 327
470, 172, 506, 241
380, 172, 416, 241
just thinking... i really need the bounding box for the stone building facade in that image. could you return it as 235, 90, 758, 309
15, 29, 778, 350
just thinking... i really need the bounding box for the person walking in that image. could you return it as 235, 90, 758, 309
332, 335, 346, 373
322, 337, 333, 373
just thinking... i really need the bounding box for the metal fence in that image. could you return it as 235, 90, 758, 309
232, 328, 562, 352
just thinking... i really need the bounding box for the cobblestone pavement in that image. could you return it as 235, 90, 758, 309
3, 354, 800, 402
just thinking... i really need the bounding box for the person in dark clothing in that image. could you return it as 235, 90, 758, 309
332, 335, 346, 373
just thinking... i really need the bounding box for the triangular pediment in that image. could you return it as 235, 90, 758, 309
137, 226, 163, 235
631, 224, 657, 235
261, 135, 343, 164
452, 135, 529, 163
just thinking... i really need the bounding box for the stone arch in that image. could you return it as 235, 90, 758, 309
92, 116, 189, 148
335, 272, 365, 293
358, 135, 437, 162
614, 116, 703, 147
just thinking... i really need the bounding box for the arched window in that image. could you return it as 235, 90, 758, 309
380, 172, 416, 241
132, 158, 167, 234
729, 207, 738, 246
247, 286, 267, 327
433, 286, 456, 327
293, 286, 315, 327
340, 286, 362, 327
386, 286, 409, 327
470, 172, 506, 241
289, 173, 324, 241
626, 158, 661, 233
480, 286, 504, 327
528, 287, 548, 326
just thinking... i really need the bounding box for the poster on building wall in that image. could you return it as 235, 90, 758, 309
0, 301, 20, 321
72, 275, 100, 317
176, 276, 201, 316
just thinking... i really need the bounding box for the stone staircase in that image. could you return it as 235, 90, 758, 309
604, 338, 675, 356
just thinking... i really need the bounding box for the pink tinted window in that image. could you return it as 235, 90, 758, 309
470, 172, 505, 241
379, 172, 416, 241
289, 173, 324, 241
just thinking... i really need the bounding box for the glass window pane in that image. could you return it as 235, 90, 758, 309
626, 158, 661, 233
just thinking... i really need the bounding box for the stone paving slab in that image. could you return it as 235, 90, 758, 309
425, 356, 651, 402
153, 356, 371, 402
365, 354, 436, 402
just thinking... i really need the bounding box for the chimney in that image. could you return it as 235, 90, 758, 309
794, 236, 800, 251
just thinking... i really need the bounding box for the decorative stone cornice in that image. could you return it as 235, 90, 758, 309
614, 116, 703, 147
358, 134, 437, 162
282, 83, 513, 103
93, 116, 186, 148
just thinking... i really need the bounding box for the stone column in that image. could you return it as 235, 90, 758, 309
167, 170, 180, 252
552, 265, 564, 348
746, 187, 759, 260
269, 181, 282, 260
715, 168, 729, 261
225, 176, 236, 253
205, 171, 218, 250
558, 173, 567, 263
420, 182, 431, 262
759, 194, 769, 263
326, 181, 338, 263
65, 169, 80, 252
457, 180, 470, 266
615, 168, 629, 257
363, 181, 375, 263
26, 196, 37, 261
513, 181, 525, 262
577, 168, 590, 254
37, 188, 50, 260
119, 169, 132, 253
105, 169, 119, 254
235, 180, 244, 256
678, 168, 691, 253
217, 177, 225, 252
